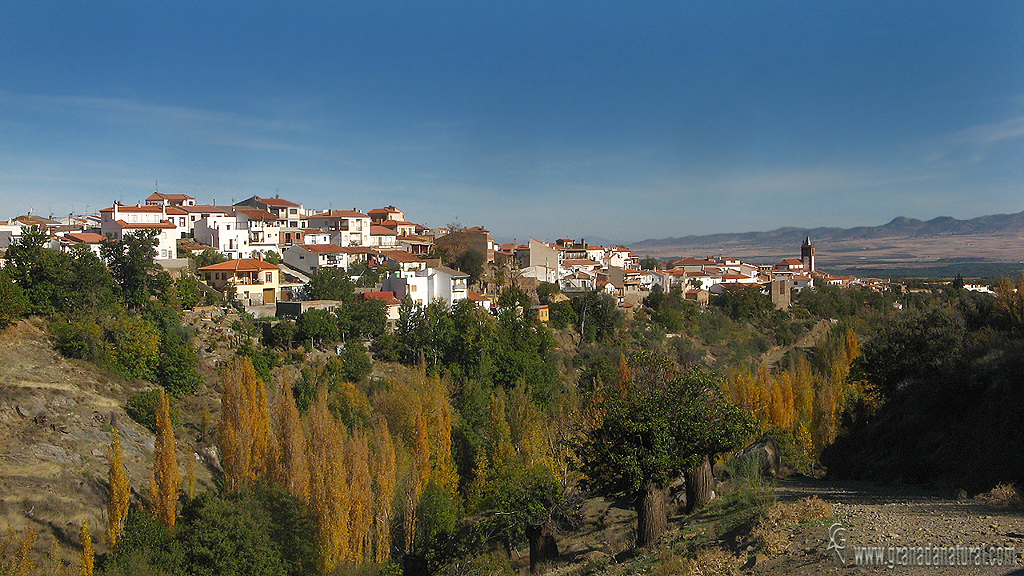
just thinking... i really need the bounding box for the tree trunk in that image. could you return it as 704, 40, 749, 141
402, 553, 428, 576
526, 520, 559, 573
634, 481, 668, 547
685, 455, 715, 514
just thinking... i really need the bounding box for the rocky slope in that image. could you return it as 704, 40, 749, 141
0, 319, 211, 567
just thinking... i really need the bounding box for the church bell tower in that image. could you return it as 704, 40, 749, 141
801, 236, 815, 272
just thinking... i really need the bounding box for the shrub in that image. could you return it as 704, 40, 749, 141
126, 389, 180, 434
340, 342, 373, 383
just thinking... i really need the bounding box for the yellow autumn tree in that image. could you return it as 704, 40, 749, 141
106, 433, 130, 549
403, 409, 431, 552
150, 389, 180, 529
370, 416, 397, 564
218, 356, 272, 492
487, 392, 515, 472
270, 382, 309, 502
250, 370, 272, 481
79, 519, 93, 576
219, 357, 248, 492
345, 429, 372, 562
307, 390, 350, 573
790, 352, 816, 432
422, 375, 458, 499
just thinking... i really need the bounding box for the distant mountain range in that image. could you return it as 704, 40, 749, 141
631, 211, 1024, 249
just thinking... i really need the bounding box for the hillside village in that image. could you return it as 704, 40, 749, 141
1, 191, 1021, 576
0, 191, 901, 319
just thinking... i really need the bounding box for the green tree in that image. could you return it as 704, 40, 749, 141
578, 367, 753, 546
348, 261, 381, 287
262, 250, 282, 265
0, 268, 28, 328
176, 487, 318, 576
111, 315, 161, 380
4, 226, 75, 315
713, 284, 773, 321
175, 273, 202, 310
195, 249, 228, 269
497, 285, 530, 311
340, 342, 373, 383
101, 229, 164, 310
572, 290, 621, 342
349, 298, 387, 338
535, 282, 560, 305
639, 257, 661, 270
296, 309, 339, 346
451, 249, 485, 287
157, 332, 202, 396
303, 267, 355, 302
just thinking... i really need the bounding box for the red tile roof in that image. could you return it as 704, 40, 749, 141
100, 205, 164, 213
381, 250, 423, 263
235, 207, 280, 221
198, 258, 278, 272
297, 244, 346, 254
371, 226, 398, 235
115, 220, 177, 229
467, 290, 491, 302
362, 291, 402, 305
147, 192, 194, 201
310, 209, 368, 219
776, 258, 804, 266
257, 197, 300, 207
63, 232, 107, 244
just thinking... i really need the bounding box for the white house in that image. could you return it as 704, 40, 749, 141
283, 244, 375, 275
370, 225, 399, 248
382, 266, 469, 308
233, 208, 281, 257
284, 244, 347, 274
193, 214, 251, 260
146, 192, 196, 207
61, 232, 107, 258
99, 204, 179, 260
307, 209, 371, 247
381, 250, 428, 276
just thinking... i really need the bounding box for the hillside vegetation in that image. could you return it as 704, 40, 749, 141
1, 227, 1021, 575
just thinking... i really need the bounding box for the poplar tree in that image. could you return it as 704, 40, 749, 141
106, 434, 130, 549
218, 356, 272, 491
271, 383, 309, 502
345, 429, 372, 562
150, 389, 181, 529
79, 520, 94, 576
370, 417, 397, 564
404, 410, 431, 552
307, 390, 350, 573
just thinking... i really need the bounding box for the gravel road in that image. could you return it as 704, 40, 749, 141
752, 477, 1024, 575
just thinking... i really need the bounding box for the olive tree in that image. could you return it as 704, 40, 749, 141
577, 366, 753, 546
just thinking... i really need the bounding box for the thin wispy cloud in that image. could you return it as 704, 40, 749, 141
955, 114, 1024, 147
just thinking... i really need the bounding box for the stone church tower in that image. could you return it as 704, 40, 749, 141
801, 236, 815, 272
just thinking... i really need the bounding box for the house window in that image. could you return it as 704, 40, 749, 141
410, 285, 417, 292
265, 272, 272, 282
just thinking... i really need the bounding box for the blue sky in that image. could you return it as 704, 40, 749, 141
1, 2, 1022, 243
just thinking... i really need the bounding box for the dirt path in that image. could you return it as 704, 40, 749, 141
755, 477, 1024, 575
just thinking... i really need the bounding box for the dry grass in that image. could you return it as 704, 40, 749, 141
752, 496, 834, 556
975, 483, 1024, 509
653, 547, 743, 576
